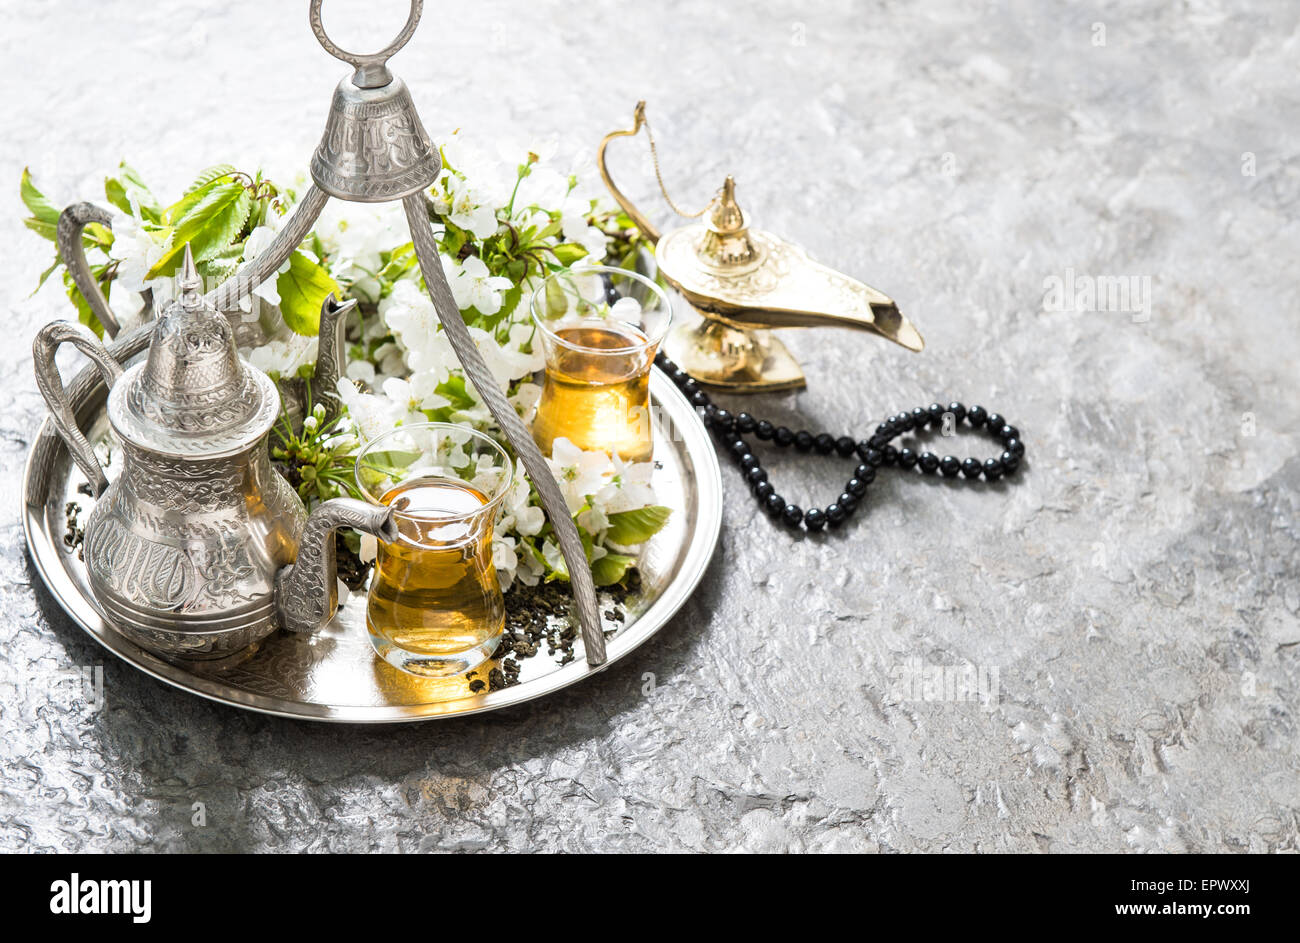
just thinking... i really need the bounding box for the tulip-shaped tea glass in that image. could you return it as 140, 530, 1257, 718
530, 265, 672, 462
354, 423, 513, 678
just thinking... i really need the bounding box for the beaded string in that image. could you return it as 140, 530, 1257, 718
654, 350, 1026, 532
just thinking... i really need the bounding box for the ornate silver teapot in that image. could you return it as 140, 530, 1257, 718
33, 247, 397, 659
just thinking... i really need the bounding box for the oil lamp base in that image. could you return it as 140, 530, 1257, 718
665, 316, 807, 393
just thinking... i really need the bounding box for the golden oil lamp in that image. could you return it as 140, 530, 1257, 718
598, 102, 924, 393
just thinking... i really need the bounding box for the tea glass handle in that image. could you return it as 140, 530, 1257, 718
32, 321, 124, 498
309, 0, 422, 88
56, 203, 122, 339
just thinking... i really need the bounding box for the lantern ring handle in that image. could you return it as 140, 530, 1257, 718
309, 0, 422, 88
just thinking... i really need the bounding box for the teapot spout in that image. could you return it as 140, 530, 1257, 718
275, 497, 398, 634
312, 293, 356, 424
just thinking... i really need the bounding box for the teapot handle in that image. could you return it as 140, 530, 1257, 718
57, 203, 123, 339
32, 321, 124, 497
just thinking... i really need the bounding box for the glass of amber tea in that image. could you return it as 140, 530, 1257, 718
530, 265, 672, 462
354, 422, 513, 678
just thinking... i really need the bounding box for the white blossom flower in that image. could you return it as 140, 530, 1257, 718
313, 202, 406, 303
377, 345, 408, 380
242, 223, 291, 306
596, 454, 657, 514
608, 297, 642, 323
560, 194, 607, 261
345, 359, 376, 384
111, 210, 165, 295
381, 278, 455, 380
548, 437, 614, 513
447, 256, 513, 315
510, 380, 542, 420
492, 534, 519, 590
244, 331, 316, 378
576, 506, 610, 535
469, 324, 541, 391
497, 459, 545, 537
541, 538, 567, 578
335, 377, 405, 442
438, 174, 499, 239
380, 373, 450, 421
510, 543, 544, 587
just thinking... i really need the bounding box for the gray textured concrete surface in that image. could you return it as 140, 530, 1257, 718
2, 0, 1298, 852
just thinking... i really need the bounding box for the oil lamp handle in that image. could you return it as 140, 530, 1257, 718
596, 101, 661, 244
32, 321, 125, 498
401, 195, 607, 667
56, 204, 123, 339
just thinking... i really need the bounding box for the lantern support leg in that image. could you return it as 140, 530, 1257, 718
402, 195, 606, 667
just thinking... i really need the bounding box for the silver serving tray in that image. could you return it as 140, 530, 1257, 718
22, 334, 721, 723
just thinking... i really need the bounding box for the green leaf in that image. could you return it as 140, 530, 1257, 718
23, 217, 56, 241
62, 268, 105, 338
147, 181, 250, 278
195, 241, 245, 280
592, 552, 637, 586
503, 258, 527, 283
112, 162, 162, 223
604, 505, 672, 545
551, 243, 588, 266
104, 178, 132, 216
377, 242, 417, 283
194, 190, 252, 262
32, 256, 62, 295
434, 374, 478, 413
496, 283, 523, 320
544, 275, 567, 318
159, 172, 235, 229
276, 250, 340, 336
356, 449, 424, 484
84, 222, 113, 248
20, 167, 59, 224
440, 222, 467, 258
188, 163, 239, 193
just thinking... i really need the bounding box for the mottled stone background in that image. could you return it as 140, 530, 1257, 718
1, 0, 1296, 852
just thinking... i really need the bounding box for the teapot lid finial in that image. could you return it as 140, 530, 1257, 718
177, 243, 203, 306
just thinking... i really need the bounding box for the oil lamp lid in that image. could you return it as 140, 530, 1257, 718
106, 246, 280, 459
